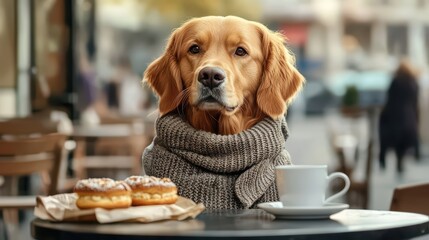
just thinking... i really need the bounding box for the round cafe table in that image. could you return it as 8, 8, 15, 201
32, 209, 429, 240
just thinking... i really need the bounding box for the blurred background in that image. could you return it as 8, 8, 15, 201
1, 0, 429, 239
1, 0, 429, 122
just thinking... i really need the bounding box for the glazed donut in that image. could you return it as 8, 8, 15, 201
124, 175, 178, 206
74, 178, 132, 209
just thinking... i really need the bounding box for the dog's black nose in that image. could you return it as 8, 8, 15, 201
198, 67, 225, 89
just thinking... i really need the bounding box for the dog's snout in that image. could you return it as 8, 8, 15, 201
198, 67, 225, 89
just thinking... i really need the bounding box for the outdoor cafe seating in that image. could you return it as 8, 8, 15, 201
0, 132, 66, 238
0, 112, 153, 239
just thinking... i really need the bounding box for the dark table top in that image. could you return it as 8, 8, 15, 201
32, 209, 429, 240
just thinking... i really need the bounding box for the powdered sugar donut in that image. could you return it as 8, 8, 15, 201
124, 175, 178, 206
74, 178, 132, 209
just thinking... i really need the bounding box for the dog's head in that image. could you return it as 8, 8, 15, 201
144, 16, 304, 128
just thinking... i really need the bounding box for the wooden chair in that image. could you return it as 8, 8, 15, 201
332, 138, 373, 209
390, 182, 429, 215
0, 118, 58, 135
328, 107, 375, 209
0, 117, 76, 193
0, 133, 66, 194
0, 133, 66, 239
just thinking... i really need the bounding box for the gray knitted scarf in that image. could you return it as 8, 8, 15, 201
142, 114, 291, 209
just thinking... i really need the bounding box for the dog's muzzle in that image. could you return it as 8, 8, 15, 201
196, 66, 236, 112
198, 66, 225, 89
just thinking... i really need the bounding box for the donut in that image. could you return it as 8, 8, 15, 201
124, 175, 178, 206
74, 178, 132, 209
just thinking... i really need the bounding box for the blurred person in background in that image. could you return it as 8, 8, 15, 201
114, 56, 149, 116
379, 60, 420, 173
77, 50, 100, 126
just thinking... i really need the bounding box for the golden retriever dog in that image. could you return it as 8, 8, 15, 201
144, 16, 304, 135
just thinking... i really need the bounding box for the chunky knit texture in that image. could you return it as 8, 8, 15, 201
142, 114, 292, 209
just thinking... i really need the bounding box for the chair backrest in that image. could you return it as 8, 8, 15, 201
332, 137, 373, 209
0, 117, 58, 136
390, 182, 429, 215
0, 133, 66, 195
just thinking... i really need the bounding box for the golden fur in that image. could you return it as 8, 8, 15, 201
144, 16, 304, 135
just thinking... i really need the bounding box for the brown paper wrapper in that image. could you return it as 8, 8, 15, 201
34, 193, 205, 223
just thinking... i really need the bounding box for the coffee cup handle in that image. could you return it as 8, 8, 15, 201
325, 172, 351, 203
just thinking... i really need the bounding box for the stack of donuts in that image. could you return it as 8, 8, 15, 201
73, 176, 178, 209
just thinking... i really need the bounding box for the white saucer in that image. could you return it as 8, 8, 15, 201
257, 202, 349, 219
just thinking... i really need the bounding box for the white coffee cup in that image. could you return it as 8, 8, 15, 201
275, 165, 350, 207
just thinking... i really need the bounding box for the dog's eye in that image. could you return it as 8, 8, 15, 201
235, 47, 247, 56
188, 45, 200, 54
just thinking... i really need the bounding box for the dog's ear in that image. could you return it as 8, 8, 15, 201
143, 29, 183, 115
256, 25, 305, 119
